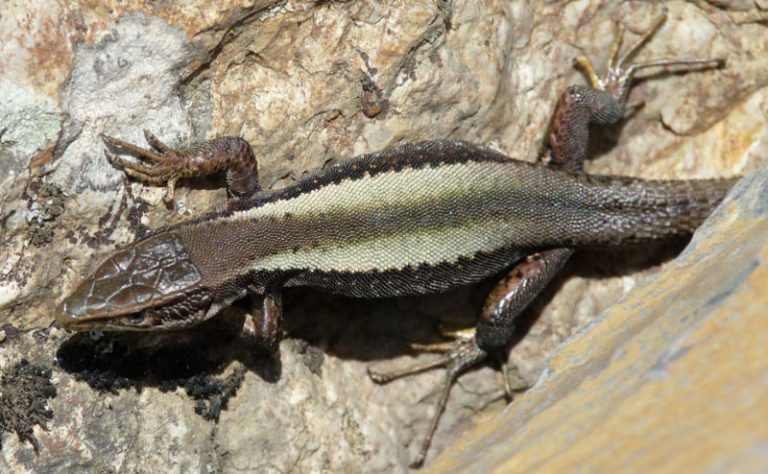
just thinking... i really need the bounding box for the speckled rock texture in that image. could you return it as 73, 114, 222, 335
0, 1, 767, 472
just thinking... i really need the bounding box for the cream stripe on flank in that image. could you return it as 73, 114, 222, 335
257, 219, 517, 272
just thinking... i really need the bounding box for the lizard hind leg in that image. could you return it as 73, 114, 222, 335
367, 248, 572, 466
545, 9, 723, 173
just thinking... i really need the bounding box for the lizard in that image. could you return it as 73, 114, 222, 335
56, 13, 730, 467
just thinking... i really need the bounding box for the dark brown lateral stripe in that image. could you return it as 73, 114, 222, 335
198, 140, 510, 221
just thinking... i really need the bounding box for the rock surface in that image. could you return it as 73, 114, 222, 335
0, 1, 767, 472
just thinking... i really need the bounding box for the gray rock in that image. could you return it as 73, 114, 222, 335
0, 2, 766, 472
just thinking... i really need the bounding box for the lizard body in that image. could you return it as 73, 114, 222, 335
59, 139, 733, 332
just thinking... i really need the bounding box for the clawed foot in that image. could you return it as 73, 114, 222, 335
103, 130, 186, 203
104, 132, 260, 201
574, 8, 724, 106
368, 328, 517, 468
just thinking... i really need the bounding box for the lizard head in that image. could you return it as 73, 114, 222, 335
57, 232, 213, 331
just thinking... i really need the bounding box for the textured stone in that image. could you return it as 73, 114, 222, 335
0, 1, 766, 472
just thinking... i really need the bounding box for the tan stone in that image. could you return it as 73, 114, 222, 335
1, 1, 767, 472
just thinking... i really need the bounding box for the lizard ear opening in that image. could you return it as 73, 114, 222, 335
135, 288, 213, 329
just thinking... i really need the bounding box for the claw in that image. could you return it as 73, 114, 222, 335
574, 9, 723, 104
103, 131, 185, 202
410, 327, 475, 353
615, 10, 666, 70
120, 167, 170, 185
367, 355, 452, 384
164, 177, 179, 203
606, 23, 625, 74
368, 333, 489, 467
103, 133, 176, 165
410, 340, 461, 353
438, 326, 475, 341
499, 360, 529, 400
143, 129, 175, 154
105, 150, 172, 178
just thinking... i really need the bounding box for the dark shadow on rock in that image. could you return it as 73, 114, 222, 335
55, 311, 282, 422
504, 238, 690, 352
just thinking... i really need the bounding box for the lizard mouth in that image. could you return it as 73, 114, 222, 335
57, 304, 157, 331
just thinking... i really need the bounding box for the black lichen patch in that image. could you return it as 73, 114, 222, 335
0, 323, 25, 343
24, 180, 65, 247
56, 333, 245, 421
158, 367, 246, 421
0, 360, 57, 451
151, 346, 246, 421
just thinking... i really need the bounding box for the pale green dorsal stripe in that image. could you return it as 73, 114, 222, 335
225, 161, 517, 224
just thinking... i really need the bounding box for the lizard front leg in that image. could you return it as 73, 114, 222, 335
103, 130, 261, 202
241, 289, 284, 355
369, 10, 723, 467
